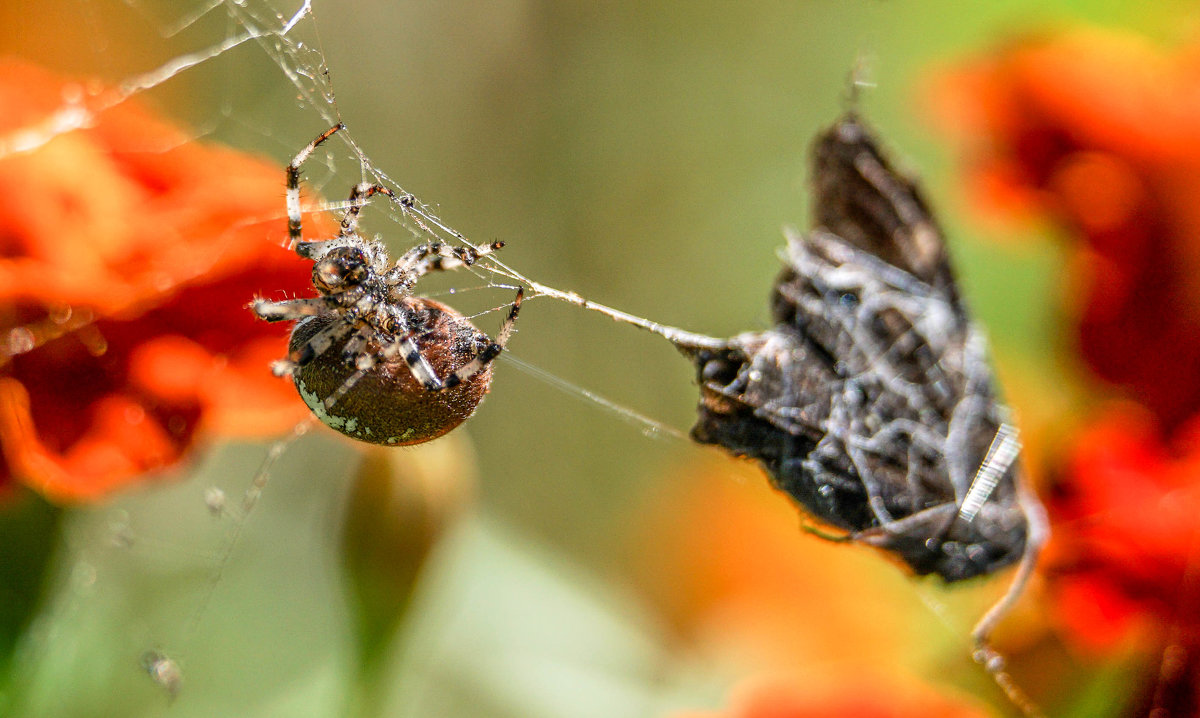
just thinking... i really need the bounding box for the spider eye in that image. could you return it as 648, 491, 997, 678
313, 246, 368, 292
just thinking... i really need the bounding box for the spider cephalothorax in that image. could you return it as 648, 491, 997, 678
251, 123, 521, 445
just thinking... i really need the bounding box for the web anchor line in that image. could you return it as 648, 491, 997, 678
182, 418, 316, 647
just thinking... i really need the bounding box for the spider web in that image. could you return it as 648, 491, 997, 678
0, 1, 1085, 717
0, 3, 781, 717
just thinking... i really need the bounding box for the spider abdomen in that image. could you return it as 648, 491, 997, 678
289, 298, 493, 445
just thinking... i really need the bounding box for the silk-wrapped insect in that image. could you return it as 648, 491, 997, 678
670, 114, 1048, 715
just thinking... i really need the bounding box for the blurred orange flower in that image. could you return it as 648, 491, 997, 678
0, 61, 315, 503
635, 459, 1002, 718
934, 29, 1200, 432
676, 675, 990, 718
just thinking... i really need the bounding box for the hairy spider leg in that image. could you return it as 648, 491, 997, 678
959, 423, 1020, 524
381, 333, 442, 389
250, 296, 329, 322
340, 182, 395, 236
293, 181, 396, 259
432, 286, 523, 390
387, 240, 506, 291
286, 123, 345, 248
318, 327, 377, 410
399, 287, 524, 392
251, 279, 369, 374
250, 294, 353, 377
339, 326, 371, 361
258, 311, 358, 377
317, 287, 524, 412
285, 315, 357, 367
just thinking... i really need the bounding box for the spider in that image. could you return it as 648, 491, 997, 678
250, 123, 523, 445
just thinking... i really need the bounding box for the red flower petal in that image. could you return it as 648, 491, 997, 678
935, 29, 1200, 430
0, 62, 327, 502
1048, 405, 1200, 649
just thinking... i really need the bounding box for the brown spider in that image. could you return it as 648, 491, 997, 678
251, 124, 522, 445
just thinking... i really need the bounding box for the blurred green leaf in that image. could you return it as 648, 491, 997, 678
339, 436, 476, 709
372, 512, 727, 718
4, 436, 362, 718
0, 491, 59, 702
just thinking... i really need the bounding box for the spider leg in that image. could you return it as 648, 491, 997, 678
377, 287, 522, 391
340, 182, 394, 236
250, 296, 329, 322
381, 334, 444, 390
320, 327, 376, 410
322, 366, 368, 412
432, 287, 523, 391
386, 240, 505, 289
340, 326, 370, 360
270, 317, 357, 377
286, 123, 346, 249
292, 181, 397, 260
